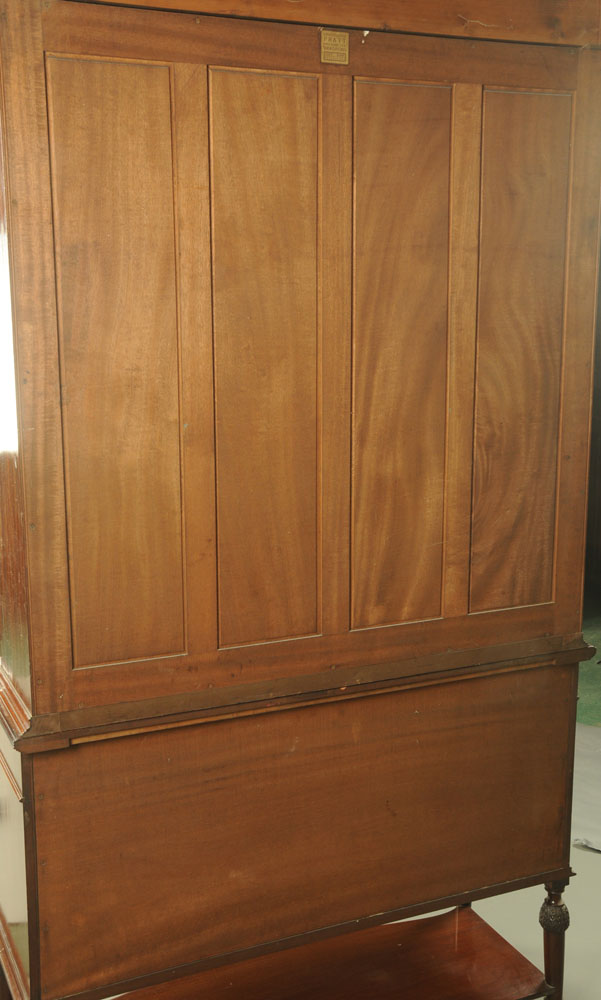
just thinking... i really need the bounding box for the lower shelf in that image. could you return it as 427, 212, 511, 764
126, 906, 551, 1000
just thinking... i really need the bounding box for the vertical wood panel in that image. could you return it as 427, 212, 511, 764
443, 83, 482, 619
0, 101, 30, 701
470, 89, 572, 612
211, 69, 319, 647
351, 81, 451, 629
0, 0, 71, 713
557, 49, 601, 624
320, 75, 353, 636
47, 56, 185, 666
172, 64, 218, 654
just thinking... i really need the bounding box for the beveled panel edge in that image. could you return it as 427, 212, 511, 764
57, 0, 599, 48
14, 638, 590, 753
41, 866, 572, 1000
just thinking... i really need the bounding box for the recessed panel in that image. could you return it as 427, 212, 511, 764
351, 81, 451, 629
211, 69, 319, 647
47, 57, 185, 666
470, 90, 572, 612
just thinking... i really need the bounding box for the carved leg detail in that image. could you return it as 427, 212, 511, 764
539, 881, 570, 999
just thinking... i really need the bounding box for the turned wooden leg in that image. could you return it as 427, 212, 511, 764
539, 881, 570, 999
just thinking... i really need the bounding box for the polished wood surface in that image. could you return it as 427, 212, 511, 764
44, 4, 581, 92
34, 665, 574, 998
587, 273, 601, 590
471, 89, 572, 612
351, 80, 449, 628
0, 0, 72, 716
551, 49, 601, 631
3, 2, 591, 714
212, 68, 319, 646
47, 55, 186, 667
443, 83, 482, 618
1, 5, 599, 999
63, 0, 600, 47
125, 908, 550, 1000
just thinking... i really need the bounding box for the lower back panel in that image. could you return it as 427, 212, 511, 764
34, 664, 574, 998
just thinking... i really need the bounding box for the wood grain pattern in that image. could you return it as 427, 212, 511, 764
171, 64, 219, 655
352, 80, 450, 628
0, 454, 30, 706
14, 637, 589, 752
211, 68, 319, 646
44, 4, 580, 94
46, 56, 185, 666
33, 665, 575, 998
0, 0, 589, 719
442, 84, 482, 619
556, 50, 601, 625
470, 89, 572, 612
124, 907, 550, 1000
319, 74, 353, 636
587, 284, 601, 590
0, 90, 31, 707
0, 0, 72, 715
60, 0, 599, 46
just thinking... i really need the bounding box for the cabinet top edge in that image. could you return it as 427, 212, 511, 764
55, 0, 601, 47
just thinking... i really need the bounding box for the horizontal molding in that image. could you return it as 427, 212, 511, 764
60, 0, 599, 47
15, 634, 593, 753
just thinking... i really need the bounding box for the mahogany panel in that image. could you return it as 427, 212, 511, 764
34, 665, 574, 997
211, 68, 319, 646
46, 56, 185, 666
60, 0, 599, 47
557, 50, 601, 623
471, 89, 572, 612
0, 0, 72, 715
1, 0, 588, 718
44, 5, 580, 94
352, 80, 450, 628
126, 908, 550, 1000
442, 83, 482, 619
319, 75, 353, 636
171, 64, 219, 655
588, 290, 601, 589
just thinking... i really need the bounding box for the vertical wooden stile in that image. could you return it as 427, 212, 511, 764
319, 74, 353, 636
555, 49, 601, 631
173, 63, 218, 656
0, 0, 71, 712
442, 83, 482, 619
